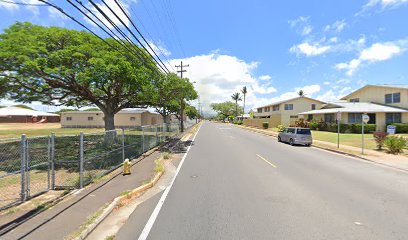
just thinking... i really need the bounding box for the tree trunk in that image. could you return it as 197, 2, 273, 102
243, 95, 246, 115
180, 99, 184, 132
235, 100, 238, 117
103, 111, 116, 131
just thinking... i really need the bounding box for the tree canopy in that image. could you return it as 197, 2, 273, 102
0, 22, 160, 130
210, 101, 242, 121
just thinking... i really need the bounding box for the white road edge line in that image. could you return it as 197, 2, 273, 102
138, 123, 203, 240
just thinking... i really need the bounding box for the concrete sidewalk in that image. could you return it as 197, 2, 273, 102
0, 141, 175, 240
236, 124, 408, 173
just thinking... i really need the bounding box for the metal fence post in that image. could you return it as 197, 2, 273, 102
26, 139, 30, 199
51, 133, 55, 190
156, 125, 159, 145
122, 128, 125, 161
142, 126, 145, 152
20, 134, 27, 201
79, 132, 84, 189
47, 137, 51, 190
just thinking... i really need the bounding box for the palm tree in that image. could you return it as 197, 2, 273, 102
231, 92, 242, 117
298, 89, 305, 97
241, 86, 247, 116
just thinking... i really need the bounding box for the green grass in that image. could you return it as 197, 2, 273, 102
269, 127, 408, 150
0, 123, 105, 139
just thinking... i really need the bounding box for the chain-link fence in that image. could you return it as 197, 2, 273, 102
0, 122, 185, 210
0, 138, 22, 210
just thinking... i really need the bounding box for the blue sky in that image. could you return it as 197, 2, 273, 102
1, 0, 408, 113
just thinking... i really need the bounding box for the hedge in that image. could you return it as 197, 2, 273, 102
307, 120, 376, 133
391, 123, 408, 133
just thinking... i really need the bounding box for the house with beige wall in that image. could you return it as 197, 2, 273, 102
299, 84, 408, 131
247, 96, 326, 128
61, 109, 163, 128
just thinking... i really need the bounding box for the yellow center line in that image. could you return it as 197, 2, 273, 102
256, 154, 277, 168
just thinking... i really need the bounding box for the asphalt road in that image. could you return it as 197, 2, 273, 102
119, 122, 408, 240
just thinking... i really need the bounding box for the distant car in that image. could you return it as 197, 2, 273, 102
278, 127, 312, 146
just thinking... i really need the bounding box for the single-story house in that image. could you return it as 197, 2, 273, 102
0, 106, 60, 123
61, 109, 164, 128
299, 84, 408, 131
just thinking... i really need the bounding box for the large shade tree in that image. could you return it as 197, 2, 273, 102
151, 73, 197, 131
0, 22, 158, 130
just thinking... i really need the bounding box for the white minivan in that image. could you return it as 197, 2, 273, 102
278, 127, 312, 146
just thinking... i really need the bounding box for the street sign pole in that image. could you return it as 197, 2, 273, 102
361, 114, 370, 155
362, 120, 364, 155
337, 112, 341, 148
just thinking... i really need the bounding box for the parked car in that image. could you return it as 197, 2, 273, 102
278, 127, 312, 146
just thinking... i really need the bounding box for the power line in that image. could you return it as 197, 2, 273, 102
38, 0, 163, 76
86, 0, 168, 73
112, 0, 172, 73
119, 0, 176, 73
0, 0, 46, 6
90, 0, 169, 73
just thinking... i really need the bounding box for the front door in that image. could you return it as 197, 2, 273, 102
368, 113, 376, 124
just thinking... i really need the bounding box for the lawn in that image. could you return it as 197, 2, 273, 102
0, 123, 105, 139
270, 127, 408, 150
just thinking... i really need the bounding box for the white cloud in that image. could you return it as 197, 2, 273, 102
48, 6, 67, 20
0, 1, 19, 11
295, 84, 321, 95
288, 16, 313, 36
168, 53, 275, 114
357, 0, 408, 15
324, 20, 347, 33
147, 41, 171, 57
335, 41, 403, 76
259, 75, 272, 81
290, 42, 331, 57
85, 0, 132, 29
323, 81, 331, 85
360, 42, 401, 61
366, 0, 408, 7
0, 0, 41, 14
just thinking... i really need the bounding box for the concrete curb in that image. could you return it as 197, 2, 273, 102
75, 171, 164, 240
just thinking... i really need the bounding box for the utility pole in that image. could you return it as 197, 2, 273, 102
175, 61, 189, 132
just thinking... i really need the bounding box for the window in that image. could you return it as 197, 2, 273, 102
350, 98, 359, 103
311, 104, 316, 110
297, 129, 311, 135
284, 104, 293, 110
130, 117, 136, 121
307, 114, 313, 121
287, 128, 296, 133
385, 93, 400, 104
386, 113, 402, 124
290, 115, 298, 119
273, 105, 279, 111
66, 117, 72, 121
88, 117, 94, 121
324, 113, 335, 123
348, 113, 362, 123
257, 108, 263, 113
264, 107, 270, 112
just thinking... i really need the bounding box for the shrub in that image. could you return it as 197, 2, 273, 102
392, 123, 408, 133
277, 125, 286, 132
237, 122, 243, 125
309, 120, 319, 130
373, 132, 389, 150
384, 136, 407, 154
262, 122, 269, 129
295, 118, 309, 128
